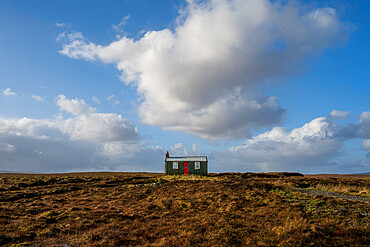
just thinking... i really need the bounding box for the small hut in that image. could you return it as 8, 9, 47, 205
165, 151, 208, 175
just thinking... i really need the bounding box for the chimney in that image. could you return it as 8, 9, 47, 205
166, 151, 170, 159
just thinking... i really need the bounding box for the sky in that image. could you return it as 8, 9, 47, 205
0, 0, 369, 174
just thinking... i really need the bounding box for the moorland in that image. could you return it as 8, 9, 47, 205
0, 172, 369, 246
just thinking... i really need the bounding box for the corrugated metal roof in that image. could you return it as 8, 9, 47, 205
166, 156, 207, 162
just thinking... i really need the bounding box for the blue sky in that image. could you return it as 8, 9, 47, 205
0, 0, 369, 173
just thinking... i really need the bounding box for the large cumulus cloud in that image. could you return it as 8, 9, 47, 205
59, 0, 347, 139
214, 110, 370, 173
56, 95, 140, 143
0, 95, 162, 172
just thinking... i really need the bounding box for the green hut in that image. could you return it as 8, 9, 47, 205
165, 151, 208, 175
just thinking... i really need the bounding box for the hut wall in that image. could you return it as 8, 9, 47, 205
166, 161, 208, 175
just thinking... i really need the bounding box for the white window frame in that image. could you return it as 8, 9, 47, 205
173, 162, 178, 169
195, 161, 200, 170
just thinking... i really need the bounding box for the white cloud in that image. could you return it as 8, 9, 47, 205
59, 0, 348, 139
0, 142, 16, 153
214, 111, 368, 173
0, 132, 162, 172
92, 96, 101, 104
357, 111, 370, 139
56, 95, 139, 143
113, 100, 121, 106
327, 110, 350, 121
335, 155, 370, 172
100, 141, 141, 157
31, 95, 45, 102
55, 22, 71, 28
112, 15, 131, 33
56, 32, 82, 42
362, 140, 370, 151
307, 8, 337, 28
57, 95, 96, 116
169, 143, 201, 156
107, 94, 115, 101
3, 88, 17, 96
0, 117, 62, 140
0, 95, 140, 144
61, 112, 139, 143
0, 95, 162, 172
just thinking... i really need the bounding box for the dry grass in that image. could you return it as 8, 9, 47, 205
0, 172, 369, 246
313, 183, 369, 197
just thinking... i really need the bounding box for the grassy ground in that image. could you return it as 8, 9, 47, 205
0, 172, 369, 246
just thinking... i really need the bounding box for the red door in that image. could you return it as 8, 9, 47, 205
184, 162, 189, 175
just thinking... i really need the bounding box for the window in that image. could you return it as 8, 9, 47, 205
195, 162, 200, 169
173, 162, 178, 169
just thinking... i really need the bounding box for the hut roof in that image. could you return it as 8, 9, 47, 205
166, 156, 207, 162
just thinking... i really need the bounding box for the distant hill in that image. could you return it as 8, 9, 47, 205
0, 170, 43, 174
352, 172, 370, 175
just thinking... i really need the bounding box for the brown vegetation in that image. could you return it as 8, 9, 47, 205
0, 172, 369, 246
